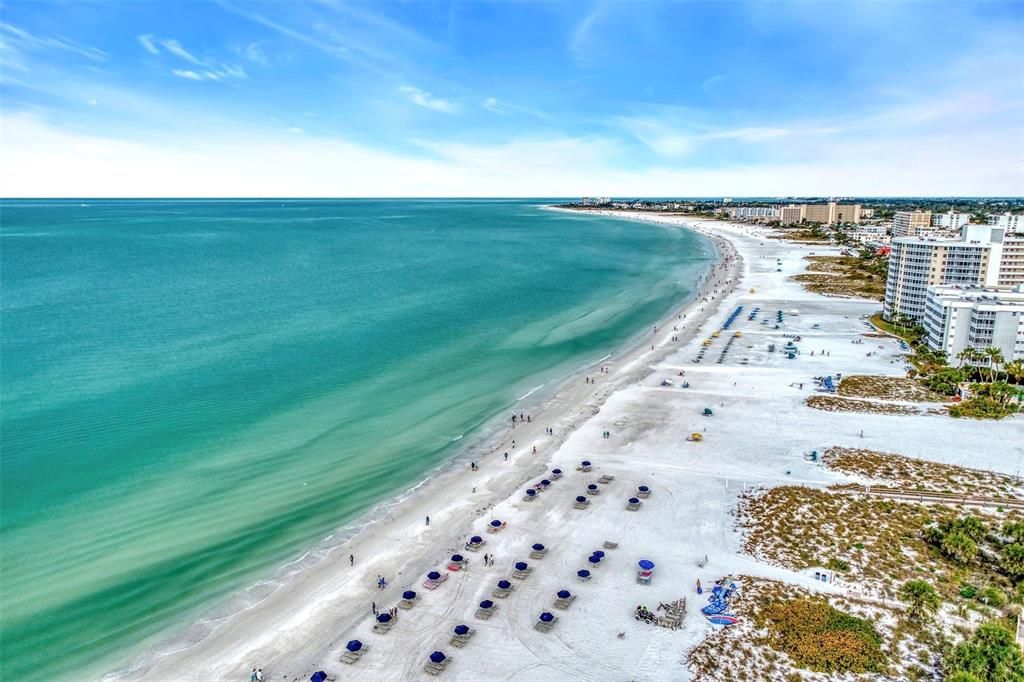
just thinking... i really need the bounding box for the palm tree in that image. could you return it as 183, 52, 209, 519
956, 348, 973, 370
899, 579, 941, 620
983, 347, 1004, 383
1003, 360, 1024, 385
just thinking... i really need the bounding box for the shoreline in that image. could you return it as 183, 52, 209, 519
107, 211, 737, 681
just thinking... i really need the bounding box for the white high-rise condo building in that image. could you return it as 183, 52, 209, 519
923, 284, 1024, 362
931, 211, 971, 230
987, 212, 1022, 233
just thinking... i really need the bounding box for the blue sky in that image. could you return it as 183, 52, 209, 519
1, 0, 1022, 196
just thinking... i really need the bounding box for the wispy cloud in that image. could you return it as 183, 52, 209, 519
172, 69, 204, 81
236, 41, 268, 65
0, 21, 107, 62
137, 34, 160, 55
160, 39, 203, 65
482, 97, 503, 113
568, 3, 606, 67
398, 86, 459, 113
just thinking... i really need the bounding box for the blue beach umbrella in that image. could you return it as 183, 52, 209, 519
429, 651, 446, 664
592, 550, 605, 558
588, 484, 598, 490
539, 612, 555, 622
479, 599, 494, 609
588, 555, 601, 565
451, 554, 463, 562
346, 640, 363, 652
638, 485, 650, 492
454, 624, 469, 636
540, 479, 551, 486
638, 559, 655, 570
497, 579, 511, 589
581, 460, 591, 466
552, 469, 562, 475
575, 495, 587, 503
490, 519, 502, 527
514, 561, 528, 571
427, 571, 441, 580
376, 613, 392, 623
557, 589, 571, 599
402, 590, 416, 600
526, 489, 537, 496
470, 535, 482, 544
532, 543, 545, 551
311, 672, 327, 682
576, 569, 591, 578
629, 497, 640, 504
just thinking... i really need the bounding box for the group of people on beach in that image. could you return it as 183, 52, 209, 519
510, 412, 531, 425
376, 574, 387, 589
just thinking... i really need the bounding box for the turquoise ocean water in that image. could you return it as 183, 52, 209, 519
0, 199, 713, 679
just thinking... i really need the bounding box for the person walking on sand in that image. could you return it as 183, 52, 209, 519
251, 668, 258, 682
504, 452, 509, 461
372, 601, 377, 615
256, 669, 264, 682
349, 554, 354, 567
425, 515, 430, 526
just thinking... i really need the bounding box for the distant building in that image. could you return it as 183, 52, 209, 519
883, 224, 1024, 322
923, 284, 1024, 362
892, 210, 935, 238
580, 197, 611, 206
719, 206, 780, 221
777, 202, 861, 226
932, 211, 972, 230
844, 223, 889, 244
988, 212, 1023, 233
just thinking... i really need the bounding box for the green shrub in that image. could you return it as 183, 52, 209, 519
960, 584, 978, 599
976, 587, 1006, 608
760, 598, 886, 673
945, 621, 1024, 681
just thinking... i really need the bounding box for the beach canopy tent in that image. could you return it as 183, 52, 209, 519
377, 613, 392, 623
629, 497, 640, 504
427, 571, 442, 580
581, 460, 591, 466
592, 551, 605, 558
454, 624, 470, 636
490, 519, 502, 527
557, 590, 571, 599
539, 612, 555, 622
576, 569, 591, 578
402, 590, 416, 600
575, 496, 587, 503
588, 555, 601, 565
552, 469, 562, 475
311, 672, 327, 682
540, 479, 551, 486
703, 408, 713, 416
587, 484, 598, 490
346, 640, 363, 652
496, 579, 511, 589
532, 543, 545, 551
638, 485, 650, 493
470, 536, 483, 544
515, 562, 528, 571
451, 554, 464, 562
638, 559, 655, 570
526, 489, 537, 497
429, 652, 447, 664
479, 600, 494, 609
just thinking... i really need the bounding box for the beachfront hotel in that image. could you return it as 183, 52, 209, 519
988, 211, 1023, 232
932, 210, 972, 230
883, 224, 1024, 322
777, 201, 862, 226
923, 284, 1024, 362
892, 210, 936, 238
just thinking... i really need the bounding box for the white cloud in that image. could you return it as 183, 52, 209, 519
137, 34, 160, 55
398, 86, 459, 113
160, 39, 203, 65
287, 127, 304, 134
482, 97, 502, 113
243, 42, 268, 65
0, 21, 107, 62
172, 69, 203, 81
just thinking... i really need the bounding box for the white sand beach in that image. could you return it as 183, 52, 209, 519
119, 214, 1022, 682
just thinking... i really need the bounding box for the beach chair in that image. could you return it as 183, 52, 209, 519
372, 620, 394, 634
492, 581, 515, 599
449, 627, 474, 648
529, 546, 548, 560
424, 657, 451, 676
523, 491, 537, 502
578, 462, 592, 473
512, 566, 532, 580
602, 541, 618, 550
465, 537, 485, 552
636, 486, 651, 499
423, 573, 449, 590
486, 522, 506, 534
573, 497, 589, 510
534, 615, 558, 633
339, 647, 368, 659
586, 484, 600, 496
597, 474, 615, 484
553, 595, 576, 610
475, 601, 497, 620
637, 570, 653, 585
626, 499, 642, 511
398, 592, 419, 609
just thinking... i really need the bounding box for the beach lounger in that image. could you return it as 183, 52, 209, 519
529, 548, 547, 560
553, 595, 576, 610
398, 597, 419, 609
447, 563, 463, 572
574, 499, 589, 510
598, 475, 615, 484
465, 541, 485, 552
424, 658, 452, 676
512, 567, 532, 580
534, 616, 558, 633
523, 493, 537, 502
586, 486, 600, 495
449, 629, 475, 648
636, 489, 650, 499
423, 574, 449, 590
602, 541, 618, 549
577, 465, 592, 473
492, 584, 514, 598
372, 620, 394, 634
341, 647, 368, 664
626, 501, 642, 511
486, 523, 506, 534
475, 605, 497, 620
